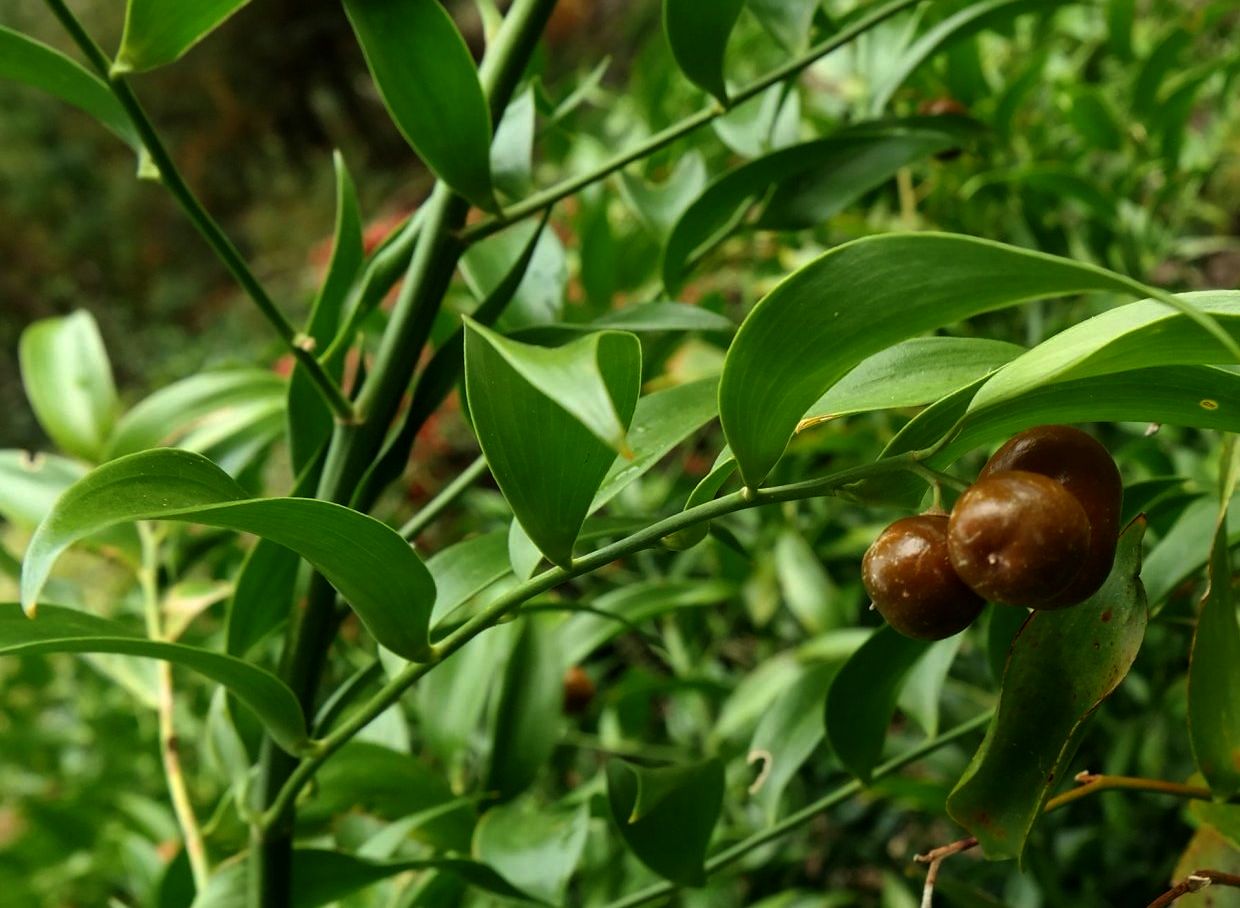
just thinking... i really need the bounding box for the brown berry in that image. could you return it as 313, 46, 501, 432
980, 425, 1122, 607
948, 470, 1091, 608
862, 514, 985, 640
917, 97, 969, 117
562, 666, 595, 715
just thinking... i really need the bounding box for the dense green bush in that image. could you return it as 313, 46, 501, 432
3, 1, 1240, 907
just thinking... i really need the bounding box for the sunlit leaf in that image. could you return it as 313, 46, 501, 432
22, 449, 435, 661
0, 604, 306, 754
114, 0, 249, 73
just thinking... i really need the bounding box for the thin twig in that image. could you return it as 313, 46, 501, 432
138, 525, 209, 890
914, 837, 978, 908
398, 455, 489, 540
1146, 870, 1240, 908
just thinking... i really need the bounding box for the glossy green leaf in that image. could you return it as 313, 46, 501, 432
664, 123, 975, 293
428, 530, 511, 626
0, 452, 86, 530
0, 604, 306, 754
557, 579, 736, 665
508, 519, 542, 582
896, 635, 964, 738
491, 84, 536, 198
191, 849, 529, 908
484, 616, 562, 800
344, 0, 495, 211
947, 520, 1149, 860
465, 322, 641, 567
1188, 511, 1240, 798
593, 377, 720, 511
304, 743, 474, 850
105, 369, 285, 460
0, 27, 138, 148
225, 455, 322, 656
1143, 498, 1240, 608
970, 291, 1240, 412
826, 626, 932, 783
802, 337, 1022, 427
114, 0, 248, 73
749, 662, 838, 820
22, 449, 435, 661
19, 311, 119, 461
591, 302, 734, 335
606, 758, 724, 887
288, 151, 363, 474
618, 153, 708, 240
663, 0, 743, 104
869, 0, 1058, 113
747, 0, 820, 53
461, 218, 566, 330
985, 605, 1029, 685
720, 233, 1226, 487
473, 801, 589, 904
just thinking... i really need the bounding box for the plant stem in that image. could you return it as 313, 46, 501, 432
1043, 771, 1239, 812
260, 453, 922, 829
138, 524, 210, 891
249, 1, 561, 902
1147, 870, 1240, 908
602, 712, 993, 908
458, 0, 925, 245
41, 0, 354, 423
399, 455, 490, 540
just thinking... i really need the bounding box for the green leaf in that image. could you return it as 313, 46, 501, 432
0, 452, 86, 530
618, 153, 708, 240
774, 528, 844, 632
303, 743, 475, 851
114, 0, 248, 74
191, 849, 531, 908
288, 152, 363, 474
906, 366, 1240, 498
1169, 826, 1240, 907
592, 377, 720, 511
662, 452, 738, 550
869, 0, 1059, 114
590, 302, 735, 334
415, 621, 513, 763
105, 369, 285, 460
0, 26, 138, 148
749, 661, 838, 820
606, 758, 724, 887
19, 311, 119, 461
896, 635, 964, 738
825, 626, 931, 783
491, 85, 536, 198
663, 120, 978, 293
663, 0, 744, 104
484, 616, 563, 800
720, 233, 1228, 488
344, 0, 496, 211
473, 801, 589, 905
1188, 510, 1240, 798
747, 0, 820, 53
0, 603, 306, 754
557, 579, 736, 665
801, 337, 1022, 428
225, 455, 323, 656
969, 291, 1240, 413
22, 449, 435, 661
947, 520, 1149, 860
460, 218, 567, 331
428, 530, 512, 627
465, 323, 641, 568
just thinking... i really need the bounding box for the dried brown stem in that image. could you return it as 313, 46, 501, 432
914, 837, 978, 908
1146, 870, 1240, 907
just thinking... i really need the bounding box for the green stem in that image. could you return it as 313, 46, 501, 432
458, 0, 925, 245
41, 0, 354, 423
138, 524, 210, 891
605, 711, 993, 908
398, 455, 490, 540
260, 454, 920, 829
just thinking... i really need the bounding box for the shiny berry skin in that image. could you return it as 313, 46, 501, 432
862, 514, 985, 640
948, 470, 1091, 608
980, 425, 1122, 608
